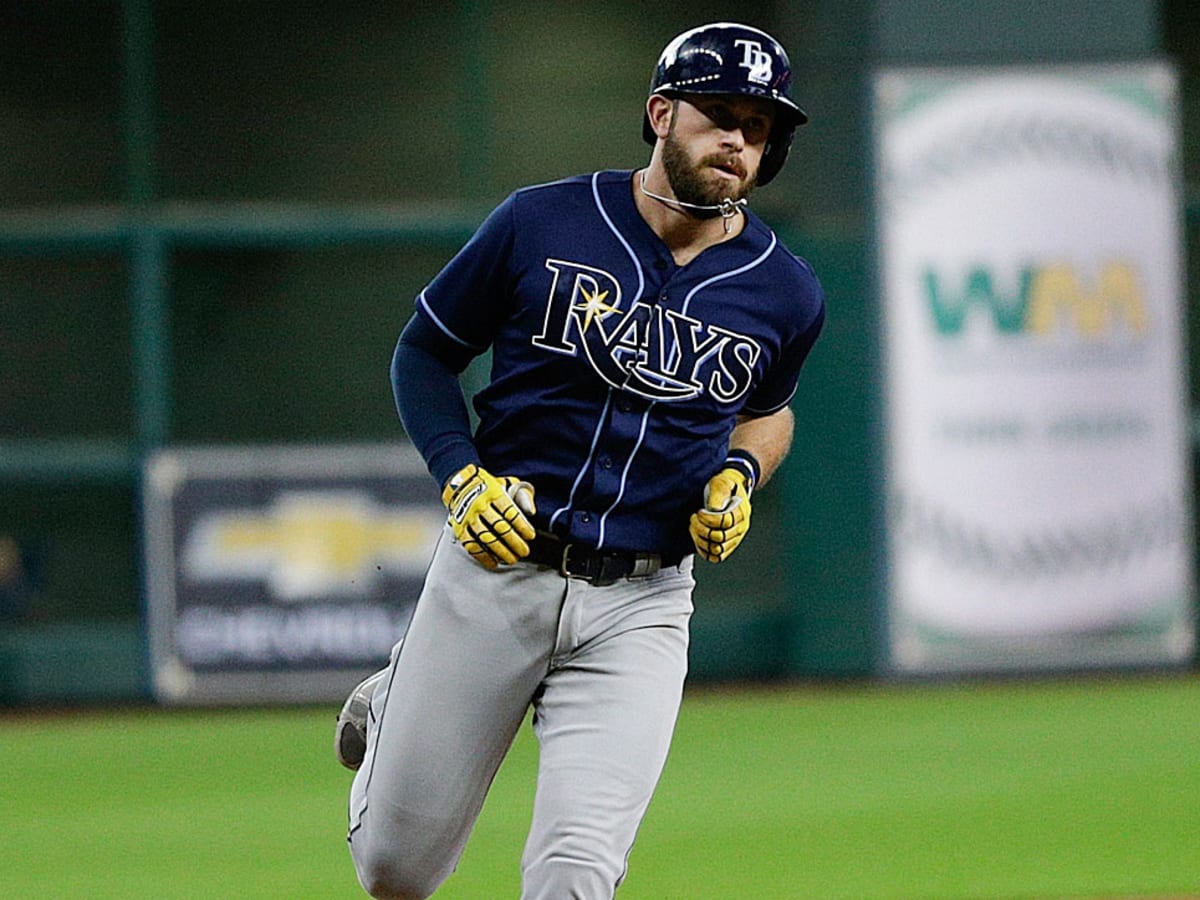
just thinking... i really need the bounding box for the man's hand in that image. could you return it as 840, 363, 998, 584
689, 465, 753, 563
442, 464, 537, 569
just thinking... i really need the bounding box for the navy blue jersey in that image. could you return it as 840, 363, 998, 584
409, 169, 824, 560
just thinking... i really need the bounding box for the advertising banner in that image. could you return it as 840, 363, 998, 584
874, 64, 1195, 673
143, 444, 443, 703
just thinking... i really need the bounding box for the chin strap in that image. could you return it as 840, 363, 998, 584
639, 170, 747, 234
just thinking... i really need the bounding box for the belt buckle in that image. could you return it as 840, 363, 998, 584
559, 543, 576, 579
560, 544, 621, 587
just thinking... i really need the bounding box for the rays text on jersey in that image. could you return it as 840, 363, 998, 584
533, 258, 762, 402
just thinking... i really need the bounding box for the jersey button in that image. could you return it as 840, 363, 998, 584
580, 512, 592, 523
600, 456, 613, 469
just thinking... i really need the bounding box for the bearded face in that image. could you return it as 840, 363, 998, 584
661, 101, 759, 216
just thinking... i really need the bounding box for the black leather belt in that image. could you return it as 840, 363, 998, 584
525, 533, 678, 587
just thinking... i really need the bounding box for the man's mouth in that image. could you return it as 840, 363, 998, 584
708, 160, 745, 180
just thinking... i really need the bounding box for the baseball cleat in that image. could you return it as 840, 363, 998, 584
334, 667, 388, 771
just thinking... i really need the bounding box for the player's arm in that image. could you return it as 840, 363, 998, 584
392, 312, 536, 569
689, 406, 795, 563
691, 268, 821, 562
728, 406, 794, 490
391, 311, 480, 487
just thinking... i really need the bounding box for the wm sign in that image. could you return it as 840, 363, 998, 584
923, 263, 1149, 338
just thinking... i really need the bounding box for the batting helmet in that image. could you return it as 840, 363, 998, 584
642, 22, 807, 186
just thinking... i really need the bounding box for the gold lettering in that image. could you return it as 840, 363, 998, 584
1027, 263, 1147, 336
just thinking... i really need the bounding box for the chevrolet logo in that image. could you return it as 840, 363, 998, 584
182, 491, 443, 600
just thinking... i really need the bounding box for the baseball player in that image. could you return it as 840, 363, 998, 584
339, 21, 825, 900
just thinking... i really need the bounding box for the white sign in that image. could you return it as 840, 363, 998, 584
874, 64, 1195, 672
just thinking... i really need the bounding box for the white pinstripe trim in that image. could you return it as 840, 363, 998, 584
548, 173, 650, 547
597, 402, 654, 547
591, 172, 645, 305
416, 290, 484, 350
665, 230, 778, 372
688, 48, 723, 65
660, 47, 724, 90
685, 231, 794, 411
658, 73, 722, 90
681, 231, 777, 316
549, 389, 613, 532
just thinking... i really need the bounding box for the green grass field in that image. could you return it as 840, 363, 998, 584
2, 675, 1198, 899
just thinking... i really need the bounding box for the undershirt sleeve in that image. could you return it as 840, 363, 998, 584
391, 310, 482, 490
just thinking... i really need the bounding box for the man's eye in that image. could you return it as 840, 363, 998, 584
743, 119, 770, 140
705, 107, 733, 127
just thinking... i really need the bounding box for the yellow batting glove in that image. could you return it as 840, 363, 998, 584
442, 464, 537, 569
689, 454, 758, 563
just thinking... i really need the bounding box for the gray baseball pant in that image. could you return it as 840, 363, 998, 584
347, 527, 694, 899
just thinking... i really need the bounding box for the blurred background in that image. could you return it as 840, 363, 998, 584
1, 0, 1198, 707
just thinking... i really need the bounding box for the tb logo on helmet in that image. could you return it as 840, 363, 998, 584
734, 39, 773, 85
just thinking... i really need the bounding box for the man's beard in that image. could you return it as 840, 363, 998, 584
661, 129, 757, 218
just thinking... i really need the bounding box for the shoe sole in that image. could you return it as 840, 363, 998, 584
334, 668, 388, 771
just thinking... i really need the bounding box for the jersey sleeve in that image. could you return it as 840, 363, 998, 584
391, 313, 481, 489
741, 271, 826, 416
414, 193, 518, 353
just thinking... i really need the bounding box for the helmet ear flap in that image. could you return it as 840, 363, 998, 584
757, 125, 794, 187
642, 113, 656, 145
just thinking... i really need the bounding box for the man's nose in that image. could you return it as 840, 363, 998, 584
719, 126, 745, 151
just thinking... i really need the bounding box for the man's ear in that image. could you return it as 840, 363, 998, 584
646, 94, 675, 140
